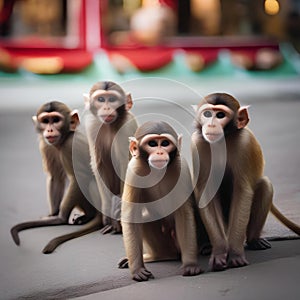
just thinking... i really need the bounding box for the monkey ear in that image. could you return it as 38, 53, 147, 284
129, 137, 139, 157
177, 134, 183, 152
237, 106, 250, 129
32, 115, 37, 125
83, 93, 90, 109
125, 93, 133, 111
191, 105, 198, 112
70, 110, 80, 131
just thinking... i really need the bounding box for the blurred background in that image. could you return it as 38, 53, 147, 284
0, 0, 300, 76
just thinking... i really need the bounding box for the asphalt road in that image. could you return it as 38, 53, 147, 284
0, 75, 300, 299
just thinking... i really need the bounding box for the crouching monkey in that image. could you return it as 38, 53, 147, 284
191, 93, 300, 271
119, 121, 203, 281
11, 101, 102, 254
84, 81, 138, 234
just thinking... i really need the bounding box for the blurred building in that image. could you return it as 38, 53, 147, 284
0, 0, 299, 74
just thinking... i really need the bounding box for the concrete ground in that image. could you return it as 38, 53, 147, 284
0, 74, 300, 299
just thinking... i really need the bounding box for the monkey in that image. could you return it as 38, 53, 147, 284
10, 101, 102, 254
191, 92, 300, 271
119, 121, 203, 281
84, 81, 138, 234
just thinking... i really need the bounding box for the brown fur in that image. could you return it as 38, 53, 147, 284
120, 121, 203, 281
192, 93, 300, 271
10, 101, 102, 254
85, 81, 138, 233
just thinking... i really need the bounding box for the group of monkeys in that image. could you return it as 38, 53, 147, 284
10, 81, 300, 281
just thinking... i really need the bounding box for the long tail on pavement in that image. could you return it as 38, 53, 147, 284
271, 203, 300, 235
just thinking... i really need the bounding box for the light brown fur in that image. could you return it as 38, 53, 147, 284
84, 81, 138, 233
120, 121, 203, 281
10, 101, 102, 254
192, 93, 300, 271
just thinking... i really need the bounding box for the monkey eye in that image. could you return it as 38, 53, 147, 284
109, 96, 117, 103
97, 97, 105, 102
161, 140, 170, 147
203, 111, 212, 118
41, 118, 49, 124
148, 140, 158, 147
216, 112, 226, 119
53, 116, 61, 123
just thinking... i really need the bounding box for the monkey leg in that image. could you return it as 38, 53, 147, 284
246, 176, 273, 250
10, 216, 67, 246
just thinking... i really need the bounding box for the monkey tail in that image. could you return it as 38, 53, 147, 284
271, 203, 300, 236
10, 217, 65, 246
42, 214, 102, 254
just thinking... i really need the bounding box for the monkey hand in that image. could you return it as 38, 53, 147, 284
209, 253, 228, 271
100, 216, 122, 234
132, 267, 154, 282
111, 219, 122, 234
182, 264, 204, 276
227, 250, 249, 268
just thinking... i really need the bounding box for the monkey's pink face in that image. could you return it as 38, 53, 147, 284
90, 90, 123, 124
198, 104, 233, 143
38, 112, 64, 146
139, 134, 177, 169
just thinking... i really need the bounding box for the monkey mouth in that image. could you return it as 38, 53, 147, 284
204, 133, 223, 143
100, 115, 116, 123
149, 159, 168, 169
46, 136, 59, 144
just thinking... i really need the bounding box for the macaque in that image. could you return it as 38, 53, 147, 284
191, 93, 300, 271
84, 81, 138, 234
120, 121, 203, 281
11, 101, 102, 254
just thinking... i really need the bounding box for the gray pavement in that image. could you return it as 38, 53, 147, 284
0, 74, 300, 299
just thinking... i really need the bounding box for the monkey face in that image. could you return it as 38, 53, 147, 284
90, 90, 125, 124
37, 112, 65, 146
197, 104, 234, 143
130, 134, 178, 170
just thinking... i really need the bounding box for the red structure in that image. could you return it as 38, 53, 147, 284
0, 0, 285, 74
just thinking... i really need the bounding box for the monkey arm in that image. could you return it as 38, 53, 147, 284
227, 182, 253, 267
199, 196, 229, 271
174, 199, 203, 276
191, 135, 200, 190
190, 136, 211, 204
40, 141, 66, 216
46, 175, 66, 216
121, 221, 153, 281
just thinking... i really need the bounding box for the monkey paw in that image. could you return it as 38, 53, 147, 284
182, 264, 204, 276
227, 252, 249, 268
100, 224, 113, 234
100, 220, 122, 234
246, 238, 271, 250
132, 268, 154, 282
118, 257, 129, 269
209, 253, 228, 271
